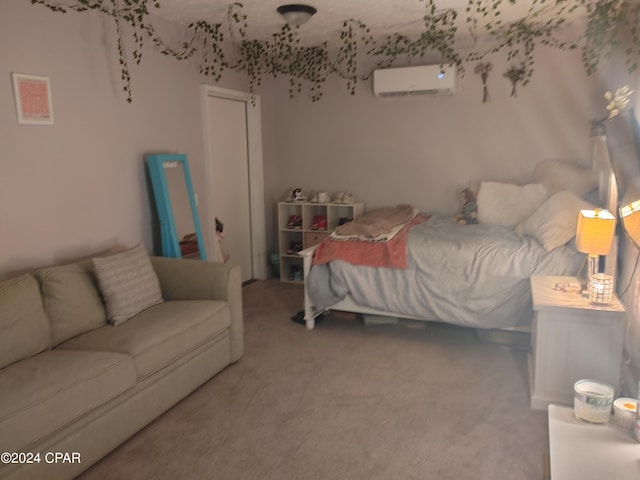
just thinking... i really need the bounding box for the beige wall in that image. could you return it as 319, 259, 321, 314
268, 43, 607, 219
1, 1, 628, 274
0, 0, 247, 278
262, 22, 637, 253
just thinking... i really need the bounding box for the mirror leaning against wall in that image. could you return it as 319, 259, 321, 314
147, 154, 206, 260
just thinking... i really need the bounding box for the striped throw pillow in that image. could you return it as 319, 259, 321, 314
92, 244, 163, 325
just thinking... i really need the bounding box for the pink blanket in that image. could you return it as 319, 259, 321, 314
312, 214, 428, 268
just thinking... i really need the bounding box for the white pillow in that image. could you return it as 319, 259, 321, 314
476, 182, 548, 227
515, 190, 596, 251
92, 244, 163, 325
534, 159, 597, 198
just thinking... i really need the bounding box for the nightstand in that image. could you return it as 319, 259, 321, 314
529, 275, 627, 410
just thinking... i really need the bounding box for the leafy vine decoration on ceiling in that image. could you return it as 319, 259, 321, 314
30, 0, 640, 102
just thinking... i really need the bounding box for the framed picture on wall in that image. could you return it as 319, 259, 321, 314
12, 73, 54, 125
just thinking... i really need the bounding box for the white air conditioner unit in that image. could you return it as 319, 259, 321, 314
373, 64, 457, 97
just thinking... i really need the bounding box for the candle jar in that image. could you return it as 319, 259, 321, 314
589, 274, 614, 305
574, 379, 614, 424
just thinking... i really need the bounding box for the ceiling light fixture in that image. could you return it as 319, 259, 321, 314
277, 4, 317, 27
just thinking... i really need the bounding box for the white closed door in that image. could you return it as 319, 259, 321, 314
205, 94, 253, 282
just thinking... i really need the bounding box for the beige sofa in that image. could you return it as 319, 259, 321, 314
0, 254, 243, 480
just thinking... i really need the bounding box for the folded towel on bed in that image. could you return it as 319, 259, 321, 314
313, 214, 428, 268
332, 205, 418, 241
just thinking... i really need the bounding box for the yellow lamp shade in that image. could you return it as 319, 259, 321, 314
575, 209, 616, 255
620, 200, 640, 247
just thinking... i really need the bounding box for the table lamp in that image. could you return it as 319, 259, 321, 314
575, 209, 616, 301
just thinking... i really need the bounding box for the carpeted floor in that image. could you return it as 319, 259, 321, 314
78, 279, 548, 480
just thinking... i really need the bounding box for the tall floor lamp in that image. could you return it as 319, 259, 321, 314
620, 200, 640, 246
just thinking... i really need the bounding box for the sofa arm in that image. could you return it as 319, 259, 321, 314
150, 256, 243, 362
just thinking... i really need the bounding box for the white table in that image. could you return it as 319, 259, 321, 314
548, 404, 640, 479
529, 275, 626, 410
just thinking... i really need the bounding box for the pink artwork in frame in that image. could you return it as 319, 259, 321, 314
12, 73, 54, 125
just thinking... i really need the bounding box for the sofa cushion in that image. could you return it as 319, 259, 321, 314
92, 244, 163, 326
36, 260, 107, 346
57, 300, 230, 380
0, 349, 135, 453
0, 275, 51, 369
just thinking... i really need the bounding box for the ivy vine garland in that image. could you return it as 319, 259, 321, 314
30, 0, 640, 103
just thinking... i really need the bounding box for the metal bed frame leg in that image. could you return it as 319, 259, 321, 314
300, 246, 320, 329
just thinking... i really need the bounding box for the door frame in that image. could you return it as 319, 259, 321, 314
201, 84, 267, 280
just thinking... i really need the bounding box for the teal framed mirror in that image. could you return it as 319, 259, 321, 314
147, 154, 206, 260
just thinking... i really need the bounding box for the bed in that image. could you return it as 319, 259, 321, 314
301, 135, 619, 331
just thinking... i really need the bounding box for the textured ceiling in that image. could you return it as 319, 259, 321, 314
153, 0, 578, 45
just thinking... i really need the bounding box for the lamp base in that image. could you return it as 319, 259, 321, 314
578, 255, 599, 291
587, 254, 599, 283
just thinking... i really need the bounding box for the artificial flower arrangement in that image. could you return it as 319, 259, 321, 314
604, 85, 634, 119
591, 85, 634, 133
474, 62, 493, 103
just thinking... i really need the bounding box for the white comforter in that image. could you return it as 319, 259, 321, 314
308, 216, 584, 329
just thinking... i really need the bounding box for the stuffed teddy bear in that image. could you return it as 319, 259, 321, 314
454, 188, 478, 225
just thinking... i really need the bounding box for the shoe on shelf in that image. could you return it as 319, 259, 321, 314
311, 215, 328, 230
333, 192, 355, 204
341, 192, 355, 204
288, 265, 303, 281
287, 215, 302, 229
286, 241, 303, 255
338, 217, 353, 226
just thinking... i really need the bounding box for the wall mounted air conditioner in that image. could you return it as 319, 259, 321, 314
373, 64, 457, 97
